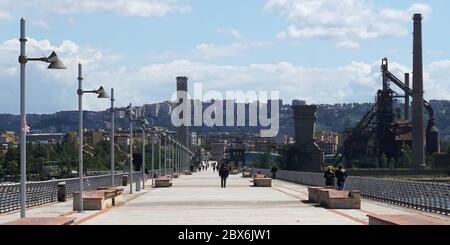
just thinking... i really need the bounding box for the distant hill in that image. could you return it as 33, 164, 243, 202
1, 100, 449, 142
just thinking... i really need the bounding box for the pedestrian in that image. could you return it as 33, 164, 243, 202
323, 166, 335, 187
335, 165, 347, 190
218, 164, 229, 188
212, 165, 216, 172
270, 165, 278, 179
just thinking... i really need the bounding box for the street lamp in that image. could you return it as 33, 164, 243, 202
127, 103, 137, 194
110, 88, 115, 187
140, 118, 151, 189
18, 18, 66, 218
77, 63, 109, 212
151, 130, 156, 186
164, 133, 167, 176
111, 103, 134, 187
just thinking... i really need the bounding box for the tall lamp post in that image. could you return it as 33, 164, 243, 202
77, 63, 109, 212
127, 103, 137, 194
151, 130, 155, 186
158, 132, 162, 176
18, 18, 66, 218
164, 133, 167, 176
140, 118, 151, 189
110, 104, 133, 188
110, 88, 115, 187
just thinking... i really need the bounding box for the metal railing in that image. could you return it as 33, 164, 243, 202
253, 169, 450, 215
0, 171, 143, 214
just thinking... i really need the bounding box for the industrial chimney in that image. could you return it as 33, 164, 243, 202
411, 13, 426, 169
176, 76, 190, 169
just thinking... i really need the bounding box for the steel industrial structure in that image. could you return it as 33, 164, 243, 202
334, 14, 440, 168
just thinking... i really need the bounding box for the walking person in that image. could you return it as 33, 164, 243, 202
270, 165, 278, 179
323, 166, 335, 187
218, 164, 229, 188
335, 165, 347, 190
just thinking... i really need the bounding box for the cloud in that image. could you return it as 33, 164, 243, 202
0, 11, 10, 22
0, 37, 124, 113
0, 37, 448, 114
190, 41, 272, 60
30, 20, 49, 29
217, 28, 242, 40
265, 0, 432, 48
336, 40, 360, 49
0, 0, 191, 17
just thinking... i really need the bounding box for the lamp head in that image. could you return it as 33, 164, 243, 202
96, 86, 110, 98
46, 51, 67, 69
142, 119, 150, 127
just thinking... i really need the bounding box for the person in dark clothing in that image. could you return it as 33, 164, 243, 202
323, 166, 335, 187
270, 165, 278, 179
218, 164, 230, 188
335, 165, 347, 190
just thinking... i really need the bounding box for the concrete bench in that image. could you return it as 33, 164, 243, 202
184, 170, 192, 175
242, 171, 252, 178
367, 214, 450, 225
97, 187, 124, 206
173, 172, 180, 178
307, 186, 334, 203
316, 189, 361, 209
253, 174, 272, 187
73, 188, 124, 211
155, 176, 173, 188
230, 170, 239, 175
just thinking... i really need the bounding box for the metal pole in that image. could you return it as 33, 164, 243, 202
129, 104, 133, 194
177, 144, 180, 172
142, 126, 145, 189
164, 136, 167, 176
78, 63, 84, 212
111, 88, 115, 187
158, 135, 161, 175
151, 133, 154, 186
172, 140, 175, 176
19, 18, 27, 218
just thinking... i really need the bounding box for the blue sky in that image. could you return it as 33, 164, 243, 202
0, 0, 449, 114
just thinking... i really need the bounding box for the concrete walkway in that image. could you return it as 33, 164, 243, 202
2, 169, 449, 225
80, 169, 450, 225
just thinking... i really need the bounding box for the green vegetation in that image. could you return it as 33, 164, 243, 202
0, 134, 164, 183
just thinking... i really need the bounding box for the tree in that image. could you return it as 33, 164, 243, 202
400, 145, 412, 168
387, 157, 395, 169
379, 153, 387, 169
253, 150, 272, 169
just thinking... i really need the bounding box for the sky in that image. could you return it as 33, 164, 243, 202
0, 0, 449, 114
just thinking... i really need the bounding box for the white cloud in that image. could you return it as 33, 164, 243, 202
0, 11, 10, 21
336, 40, 360, 49
190, 41, 272, 60
265, 0, 432, 48
217, 28, 242, 40
30, 20, 49, 29
191, 43, 246, 60
0, 0, 191, 17
1, 37, 448, 113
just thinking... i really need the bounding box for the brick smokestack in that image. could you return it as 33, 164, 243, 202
411, 13, 426, 169
176, 76, 190, 170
